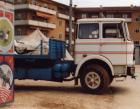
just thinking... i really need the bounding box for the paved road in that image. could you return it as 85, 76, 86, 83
2, 66, 140, 109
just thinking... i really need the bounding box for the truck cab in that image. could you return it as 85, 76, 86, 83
75, 18, 135, 93
13, 18, 135, 94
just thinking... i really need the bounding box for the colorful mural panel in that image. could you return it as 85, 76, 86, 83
0, 1, 14, 105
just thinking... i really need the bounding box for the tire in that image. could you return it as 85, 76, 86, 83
80, 64, 110, 94
109, 76, 113, 85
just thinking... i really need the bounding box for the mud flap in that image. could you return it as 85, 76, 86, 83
0, 2, 14, 106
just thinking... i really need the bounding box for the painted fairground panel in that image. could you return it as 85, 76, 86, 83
0, 56, 14, 104
0, 8, 14, 54
0, 0, 14, 105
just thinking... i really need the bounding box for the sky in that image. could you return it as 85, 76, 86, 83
54, 0, 140, 7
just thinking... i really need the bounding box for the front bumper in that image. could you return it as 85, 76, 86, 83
127, 66, 136, 78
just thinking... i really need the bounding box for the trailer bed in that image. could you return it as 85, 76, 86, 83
0, 39, 75, 82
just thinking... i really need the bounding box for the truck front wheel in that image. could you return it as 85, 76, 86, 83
80, 64, 110, 93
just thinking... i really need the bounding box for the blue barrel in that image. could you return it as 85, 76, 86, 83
53, 63, 71, 78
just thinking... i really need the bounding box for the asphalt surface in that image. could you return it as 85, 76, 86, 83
2, 66, 140, 109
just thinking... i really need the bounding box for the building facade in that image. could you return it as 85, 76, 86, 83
14, 0, 140, 44
75, 6, 140, 44
14, 0, 74, 41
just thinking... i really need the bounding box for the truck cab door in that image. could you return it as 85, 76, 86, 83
100, 22, 127, 65
75, 23, 101, 64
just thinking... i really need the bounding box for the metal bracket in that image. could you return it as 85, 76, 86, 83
74, 78, 78, 85
131, 75, 137, 79
115, 77, 126, 82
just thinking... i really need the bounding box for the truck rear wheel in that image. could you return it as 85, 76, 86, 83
109, 76, 113, 85
80, 64, 110, 93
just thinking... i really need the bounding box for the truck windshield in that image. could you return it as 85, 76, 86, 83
78, 23, 99, 39
103, 23, 124, 38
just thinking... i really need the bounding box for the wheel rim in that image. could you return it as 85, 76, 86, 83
85, 72, 101, 89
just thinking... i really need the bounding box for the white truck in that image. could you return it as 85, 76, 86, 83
14, 18, 135, 93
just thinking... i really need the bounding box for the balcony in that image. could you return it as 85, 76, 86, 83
125, 18, 132, 22
15, 4, 56, 15
105, 16, 132, 23
66, 28, 74, 33
15, 20, 56, 29
58, 13, 75, 21
0, 1, 14, 10
136, 17, 140, 22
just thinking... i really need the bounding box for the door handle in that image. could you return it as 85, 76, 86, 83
83, 54, 87, 57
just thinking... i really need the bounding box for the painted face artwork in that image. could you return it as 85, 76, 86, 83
0, 17, 14, 53
0, 64, 13, 89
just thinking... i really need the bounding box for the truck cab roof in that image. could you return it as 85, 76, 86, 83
77, 18, 127, 24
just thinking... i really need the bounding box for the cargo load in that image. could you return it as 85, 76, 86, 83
15, 29, 73, 60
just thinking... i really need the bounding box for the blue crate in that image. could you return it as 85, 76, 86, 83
49, 39, 66, 60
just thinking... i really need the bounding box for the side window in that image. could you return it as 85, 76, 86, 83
103, 23, 124, 38
78, 23, 99, 39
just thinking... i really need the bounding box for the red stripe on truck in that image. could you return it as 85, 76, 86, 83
76, 42, 133, 45
75, 51, 133, 54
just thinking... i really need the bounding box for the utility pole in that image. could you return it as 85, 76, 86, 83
68, 0, 73, 53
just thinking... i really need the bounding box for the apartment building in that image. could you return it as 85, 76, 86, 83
14, 0, 74, 41
0, 0, 14, 9
14, 0, 140, 44
0, 0, 13, 4
75, 6, 140, 43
